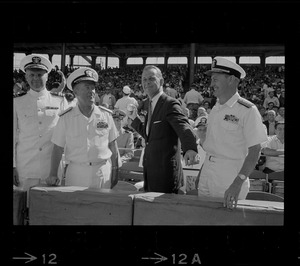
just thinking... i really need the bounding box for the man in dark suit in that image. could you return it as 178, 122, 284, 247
127, 65, 198, 194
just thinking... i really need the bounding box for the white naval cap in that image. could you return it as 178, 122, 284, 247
122, 85, 131, 95
67, 67, 98, 90
205, 57, 246, 79
20, 54, 53, 73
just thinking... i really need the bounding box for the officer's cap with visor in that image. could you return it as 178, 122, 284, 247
205, 57, 246, 79
67, 67, 99, 91
20, 54, 53, 74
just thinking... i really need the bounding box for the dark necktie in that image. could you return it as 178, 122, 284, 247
146, 100, 152, 135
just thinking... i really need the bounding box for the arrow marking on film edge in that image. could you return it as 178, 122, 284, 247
13, 252, 37, 264
142, 252, 168, 264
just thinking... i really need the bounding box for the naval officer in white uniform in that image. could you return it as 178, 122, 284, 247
13, 54, 68, 192
46, 67, 119, 189
197, 57, 268, 209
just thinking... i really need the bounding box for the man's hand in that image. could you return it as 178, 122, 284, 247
13, 168, 19, 186
183, 150, 200, 166
45, 175, 60, 186
223, 179, 243, 209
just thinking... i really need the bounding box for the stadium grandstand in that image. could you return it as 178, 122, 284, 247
14, 42, 284, 94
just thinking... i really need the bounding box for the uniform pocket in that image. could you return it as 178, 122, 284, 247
221, 120, 239, 130
95, 128, 109, 136
45, 109, 58, 117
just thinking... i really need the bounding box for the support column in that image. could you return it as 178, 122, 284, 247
69, 55, 74, 67
105, 50, 108, 69
142, 56, 147, 66
91, 56, 96, 69
189, 43, 196, 87
61, 43, 66, 73
119, 56, 127, 69
48, 54, 53, 63
164, 54, 169, 70
260, 54, 266, 71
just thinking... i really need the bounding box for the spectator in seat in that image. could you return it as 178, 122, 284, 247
194, 107, 208, 127
193, 116, 207, 147
275, 107, 284, 122
263, 89, 280, 109
262, 122, 284, 174
278, 90, 285, 107
182, 107, 195, 127
112, 109, 134, 164
258, 105, 267, 122
100, 86, 116, 110
183, 83, 204, 120
202, 100, 212, 114
266, 101, 275, 111
114, 85, 138, 128
114, 85, 138, 114
165, 83, 178, 99
49, 70, 66, 94
263, 110, 277, 136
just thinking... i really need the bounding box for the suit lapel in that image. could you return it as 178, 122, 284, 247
148, 93, 166, 137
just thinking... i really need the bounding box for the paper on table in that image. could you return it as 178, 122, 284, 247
129, 192, 164, 202
31, 186, 88, 192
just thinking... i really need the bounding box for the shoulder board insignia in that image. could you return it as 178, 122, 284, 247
50, 91, 64, 97
59, 107, 73, 117
237, 98, 254, 108
98, 105, 113, 114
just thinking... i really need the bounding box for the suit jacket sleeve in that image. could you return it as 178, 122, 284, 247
131, 116, 146, 139
166, 99, 198, 155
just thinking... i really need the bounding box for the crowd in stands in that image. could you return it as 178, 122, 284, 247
13, 63, 285, 125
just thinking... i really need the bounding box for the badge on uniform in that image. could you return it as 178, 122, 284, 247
96, 120, 108, 129
32, 56, 41, 64
224, 114, 239, 124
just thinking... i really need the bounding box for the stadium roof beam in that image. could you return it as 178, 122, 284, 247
13, 43, 284, 60
82, 55, 92, 64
